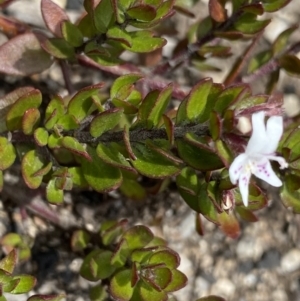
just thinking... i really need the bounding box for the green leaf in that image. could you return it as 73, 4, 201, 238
87, 47, 122, 66
176, 167, 200, 212
6, 89, 42, 131
110, 269, 134, 301
131, 143, 181, 178
0, 271, 18, 293
198, 182, 219, 223
185, 78, 212, 121
138, 279, 168, 301
44, 95, 65, 130
89, 285, 108, 301
129, 0, 174, 29
235, 206, 258, 222
127, 4, 156, 21
61, 136, 91, 161
0, 87, 35, 133
182, 83, 223, 124
68, 83, 103, 122
273, 25, 298, 55
0, 137, 16, 170
96, 143, 135, 172
42, 38, 75, 59
22, 108, 40, 135
56, 114, 79, 130
279, 54, 300, 76
81, 146, 122, 192
262, 0, 291, 12
122, 225, 154, 250
0, 249, 17, 274
209, 111, 221, 140
61, 20, 83, 47
131, 248, 156, 264
214, 84, 248, 115
10, 275, 36, 294
234, 13, 271, 34
80, 250, 116, 281
281, 174, 300, 213
90, 108, 123, 137
68, 167, 88, 188
123, 31, 166, 53
112, 95, 139, 113
107, 26, 132, 47
46, 179, 64, 204
93, 0, 115, 33
163, 269, 187, 293
247, 50, 273, 73
101, 219, 127, 246
48, 133, 62, 149
177, 134, 223, 171
120, 175, 146, 200
111, 239, 130, 267
148, 248, 180, 269
34, 127, 49, 146
77, 13, 97, 38
215, 139, 233, 167
110, 74, 143, 100
1, 233, 22, 246
218, 211, 240, 239
138, 84, 172, 128
93, 250, 117, 279
71, 230, 91, 252
229, 95, 268, 111
21, 150, 46, 189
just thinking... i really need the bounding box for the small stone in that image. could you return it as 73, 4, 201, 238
211, 278, 235, 298
194, 276, 210, 297
69, 258, 83, 273
236, 237, 264, 261
281, 248, 300, 273
243, 273, 258, 288
284, 94, 300, 117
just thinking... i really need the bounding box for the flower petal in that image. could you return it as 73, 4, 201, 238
238, 170, 251, 206
229, 153, 248, 185
253, 158, 282, 187
267, 155, 288, 169
263, 116, 283, 154
246, 111, 267, 154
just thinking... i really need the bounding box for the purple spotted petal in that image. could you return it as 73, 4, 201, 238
238, 169, 251, 207
253, 158, 282, 187
229, 153, 248, 185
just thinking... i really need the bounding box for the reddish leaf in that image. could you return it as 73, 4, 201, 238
0, 32, 52, 76
41, 0, 69, 37
218, 211, 240, 239
209, 0, 227, 22
0, 15, 29, 38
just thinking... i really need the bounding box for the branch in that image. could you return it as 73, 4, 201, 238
242, 41, 300, 84
152, 9, 244, 76
5, 124, 209, 145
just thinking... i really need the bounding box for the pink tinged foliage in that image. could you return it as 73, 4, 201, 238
229, 111, 288, 207
0, 32, 53, 76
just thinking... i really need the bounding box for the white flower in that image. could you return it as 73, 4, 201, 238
229, 111, 288, 206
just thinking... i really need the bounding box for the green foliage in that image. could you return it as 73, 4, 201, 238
0, 0, 299, 300
78, 223, 187, 301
